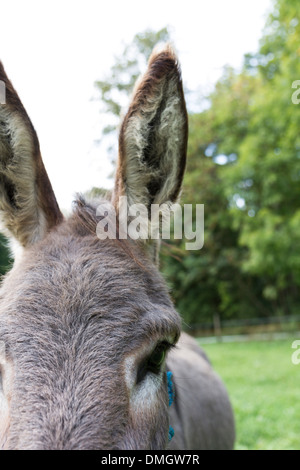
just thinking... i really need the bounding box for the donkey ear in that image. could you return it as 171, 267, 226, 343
0, 62, 63, 247
114, 44, 188, 210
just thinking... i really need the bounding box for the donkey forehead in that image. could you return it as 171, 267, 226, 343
0, 215, 180, 357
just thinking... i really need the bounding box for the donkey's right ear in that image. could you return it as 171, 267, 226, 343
0, 62, 63, 248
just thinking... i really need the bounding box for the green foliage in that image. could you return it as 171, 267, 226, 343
161, 0, 300, 324
224, 0, 300, 312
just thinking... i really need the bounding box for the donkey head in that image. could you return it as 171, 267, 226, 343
0, 45, 188, 450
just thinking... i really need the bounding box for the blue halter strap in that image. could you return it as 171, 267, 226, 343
167, 371, 175, 441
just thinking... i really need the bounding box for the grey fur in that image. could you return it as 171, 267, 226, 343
0, 46, 235, 450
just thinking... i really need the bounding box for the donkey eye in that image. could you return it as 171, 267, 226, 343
148, 344, 166, 371
136, 342, 170, 385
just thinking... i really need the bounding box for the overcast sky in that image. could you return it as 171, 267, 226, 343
0, 0, 273, 210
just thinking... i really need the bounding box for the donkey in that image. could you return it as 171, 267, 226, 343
0, 45, 235, 450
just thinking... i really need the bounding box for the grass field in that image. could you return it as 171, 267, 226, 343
197, 338, 300, 450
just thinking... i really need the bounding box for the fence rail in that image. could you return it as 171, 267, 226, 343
186, 314, 300, 341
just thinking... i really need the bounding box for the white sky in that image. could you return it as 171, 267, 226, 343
0, 0, 273, 211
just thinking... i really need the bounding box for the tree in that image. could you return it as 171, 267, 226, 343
163, 0, 300, 323
224, 0, 300, 314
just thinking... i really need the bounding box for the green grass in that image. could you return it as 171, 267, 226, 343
197, 338, 300, 450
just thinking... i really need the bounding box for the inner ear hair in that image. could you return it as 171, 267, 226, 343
115, 44, 188, 211
0, 62, 63, 247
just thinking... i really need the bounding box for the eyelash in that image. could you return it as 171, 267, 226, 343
136, 341, 174, 385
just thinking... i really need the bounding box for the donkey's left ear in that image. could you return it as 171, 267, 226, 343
0, 62, 63, 248
114, 44, 188, 210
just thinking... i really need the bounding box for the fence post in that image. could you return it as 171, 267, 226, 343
213, 313, 222, 342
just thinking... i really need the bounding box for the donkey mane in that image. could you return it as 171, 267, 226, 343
71, 196, 108, 236
70, 195, 150, 269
